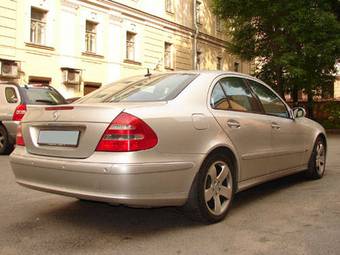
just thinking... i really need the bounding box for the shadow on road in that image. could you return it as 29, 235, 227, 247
232, 172, 307, 211
30, 172, 310, 236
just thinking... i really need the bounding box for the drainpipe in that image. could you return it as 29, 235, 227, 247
193, 0, 199, 70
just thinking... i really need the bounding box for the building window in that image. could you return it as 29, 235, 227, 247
217, 57, 222, 70
196, 1, 202, 25
85, 20, 97, 53
197, 51, 202, 70
29, 76, 51, 86
234, 62, 240, 72
216, 16, 222, 32
84, 82, 101, 96
164, 42, 173, 69
165, 0, 174, 13
126, 32, 136, 61
30, 7, 47, 45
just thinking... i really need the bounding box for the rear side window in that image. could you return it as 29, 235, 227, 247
210, 83, 230, 110
218, 77, 260, 113
247, 80, 289, 118
78, 73, 197, 103
22, 87, 66, 105
5, 87, 18, 103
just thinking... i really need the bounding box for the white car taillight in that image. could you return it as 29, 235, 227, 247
12, 104, 27, 121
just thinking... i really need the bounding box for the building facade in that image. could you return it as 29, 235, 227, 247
0, 0, 251, 98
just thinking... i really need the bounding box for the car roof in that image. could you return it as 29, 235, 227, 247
0, 81, 18, 86
157, 70, 269, 88
160, 70, 263, 82
0, 82, 53, 89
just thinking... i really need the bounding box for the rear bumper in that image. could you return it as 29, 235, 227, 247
9, 148, 201, 207
2, 120, 19, 144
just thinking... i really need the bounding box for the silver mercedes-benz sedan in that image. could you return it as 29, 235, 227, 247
9, 71, 327, 223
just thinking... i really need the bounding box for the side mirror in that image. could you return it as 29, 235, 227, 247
293, 107, 306, 119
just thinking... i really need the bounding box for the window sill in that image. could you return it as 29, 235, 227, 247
166, 10, 175, 15
124, 59, 142, 65
25, 42, 55, 51
82, 52, 104, 59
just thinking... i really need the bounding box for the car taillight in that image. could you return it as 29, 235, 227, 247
12, 104, 27, 121
16, 125, 25, 146
96, 112, 158, 152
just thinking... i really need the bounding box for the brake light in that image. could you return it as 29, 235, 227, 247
16, 125, 25, 146
96, 112, 158, 152
12, 104, 27, 121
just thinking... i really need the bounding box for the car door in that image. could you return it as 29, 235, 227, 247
209, 76, 273, 181
246, 79, 306, 172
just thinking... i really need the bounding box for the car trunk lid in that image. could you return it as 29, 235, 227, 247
21, 104, 124, 159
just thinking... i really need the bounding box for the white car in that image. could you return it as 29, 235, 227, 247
0, 83, 66, 154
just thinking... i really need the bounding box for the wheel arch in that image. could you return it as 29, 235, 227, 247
202, 145, 240, 190
307, 132, 327, 162
317, 132, 327, 150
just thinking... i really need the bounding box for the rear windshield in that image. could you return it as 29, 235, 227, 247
21, 87, 66, 105
77, 73, 198, 104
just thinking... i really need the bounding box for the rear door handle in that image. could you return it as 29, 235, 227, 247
227, 120, 241, 128
271, 122, 280, 129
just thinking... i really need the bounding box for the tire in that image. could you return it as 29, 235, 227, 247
0, 125, 10, 155
184, 153, 235, 224
305, 136, 326, 179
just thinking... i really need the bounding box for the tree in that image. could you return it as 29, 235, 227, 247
212, 0, 340, 117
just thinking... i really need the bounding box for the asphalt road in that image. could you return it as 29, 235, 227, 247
1, 135, 340, 255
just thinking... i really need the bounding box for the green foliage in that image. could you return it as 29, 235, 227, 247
212, 0, 340, 100
320, 101, 340, 128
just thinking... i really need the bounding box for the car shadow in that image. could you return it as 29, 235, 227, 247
232, 172, 307, 211
30, 172, 309, 236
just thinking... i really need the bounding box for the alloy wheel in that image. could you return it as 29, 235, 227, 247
315, 143, 326, 175
0, 130, 4, 150
204, 161, 233, 216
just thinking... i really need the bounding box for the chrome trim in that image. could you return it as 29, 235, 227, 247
241, 148, 308, 160
10, 153, 194, 175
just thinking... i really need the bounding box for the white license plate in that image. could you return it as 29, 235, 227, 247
38, 130, 80, 147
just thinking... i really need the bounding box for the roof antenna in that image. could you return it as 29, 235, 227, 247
145, 68, 152, 77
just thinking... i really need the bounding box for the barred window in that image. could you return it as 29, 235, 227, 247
234, 62, 240, 72
216, 16, 223, 32
85, 20, 97, 53
30, 7, 47, 45
197, 51, 202, 70
126, 32, 136, 61
165, 0, 174, 13
164, 42, 173, 69
217, 57, 222, 70
196, 1, 202, 24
